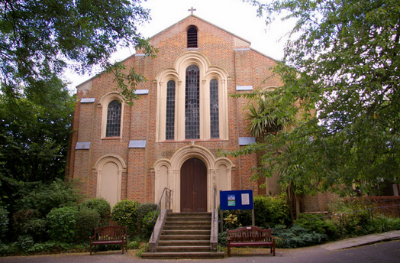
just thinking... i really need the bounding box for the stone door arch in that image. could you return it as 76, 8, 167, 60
154, 145, 234, 212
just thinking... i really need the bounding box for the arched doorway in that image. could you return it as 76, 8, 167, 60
180, 158, 207, 212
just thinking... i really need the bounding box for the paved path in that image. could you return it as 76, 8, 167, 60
1, 231, 400, 263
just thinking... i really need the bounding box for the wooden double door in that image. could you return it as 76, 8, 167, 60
180, 158, 207, 212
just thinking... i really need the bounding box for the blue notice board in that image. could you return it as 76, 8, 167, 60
220, 190, 253, 210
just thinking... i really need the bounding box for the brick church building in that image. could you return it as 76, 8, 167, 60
66, 13, 284, 212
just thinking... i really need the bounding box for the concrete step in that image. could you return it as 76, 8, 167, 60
141, 251, 225, 259
159, 234, 210, 241
165, 219, 211, 224
157, 245, 211, 252
163, 224, 211, 230
167, 213, 211, 220
161, 229, 211, 235
150, 212, 215, 258
158, 240, 210, 246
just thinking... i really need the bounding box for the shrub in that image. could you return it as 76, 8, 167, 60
78, 198, 111, 224
24, 218, 47, 242
223, 213, 243, 230
220, 209, 251, 231
136, 203, 157, 231
218, 231, 227, 247
76, 208, 100, 242
111, 200, 139, 235
12, 209, 47, 242
128, 240, 140, 249
18, 235, 34, 252
219, 194, 291, 231
371, 215, 400, 233
141, 210, 159, 239
296, 214, 338, 240
16, 179, 80, 216
272, 224, 327, 248
0, 242, 19, 256
46, 206, 78, 243
254, 194, 291, 228
26, 241, 73, 254
328, 198, 373, 238
0, 206, 9, 239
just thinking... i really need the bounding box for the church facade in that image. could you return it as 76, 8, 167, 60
66, 14, 283, 212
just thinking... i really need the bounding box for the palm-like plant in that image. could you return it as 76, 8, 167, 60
247, 96, 282, 139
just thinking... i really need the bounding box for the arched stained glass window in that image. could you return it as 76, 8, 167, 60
185, 65, 200, 139
210, 79, 219, 138
106, 100, 121, 137
166, 80, 176, 140
187, 26, 198, 48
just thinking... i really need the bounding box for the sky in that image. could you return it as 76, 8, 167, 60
67, 0, 293, 92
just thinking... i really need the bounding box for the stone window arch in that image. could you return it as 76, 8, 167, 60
99, 92, 125, 139
166, 80, 176, 140
187, 25, 198, 48
210, 79, 219, 139
106, 100, 121, 137
155, 52, 229, 142
185, 65, 200, 139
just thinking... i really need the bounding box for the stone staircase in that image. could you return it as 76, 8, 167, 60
141, 212, 224, 259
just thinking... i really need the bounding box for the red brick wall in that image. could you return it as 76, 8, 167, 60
67, 15, 282, 204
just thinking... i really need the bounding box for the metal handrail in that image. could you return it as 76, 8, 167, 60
149, 187, 171, 223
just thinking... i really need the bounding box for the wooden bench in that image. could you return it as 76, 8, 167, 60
89, 226, 128, 255
227, 226, 275, 256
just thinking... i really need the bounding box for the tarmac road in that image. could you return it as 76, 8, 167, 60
1, 240, 399, 263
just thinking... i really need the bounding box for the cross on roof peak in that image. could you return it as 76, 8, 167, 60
188, 7, 196, 15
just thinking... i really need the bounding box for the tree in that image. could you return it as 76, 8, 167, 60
240, 0, 400, 196
0, 80, 75, 209
0, 0, 156, 101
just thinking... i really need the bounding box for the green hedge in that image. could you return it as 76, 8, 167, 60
111, 200, 139, 235
78, 198, 110, 221
46, 206, 78, 243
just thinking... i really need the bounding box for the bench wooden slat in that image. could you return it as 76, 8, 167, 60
227, 226, 275, 256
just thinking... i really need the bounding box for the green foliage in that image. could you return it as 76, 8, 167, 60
24, 218, 47, 242
218, 231, 227, 247
76, 208, 100, 242
0, 0, 156, 102
295, 214, 338, 240
128, 240, 140, 249
0, 84, 75, 213
18, 235, 35, 252
25, 241, 74, 254
254, 195, 290, 228
12, 209, 47, 242
16, 179, 81, 216
272, 225, 327, 248
371, 215, 400, 233
46, 206, 78, 243
223, 214, 243, 230
137, 248, 145, 258
111, 200, 140, 235
246, 94, 290, 139
136, 203, 157, 224
238, 0, 400, 196
0, 88, 75, 185
220, 194, 290, 230
0, 206, 9, 239
0, 242, 19, 256
328, 198, 373, 237
141, 211, 159, 239
78, 198, 110, 225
